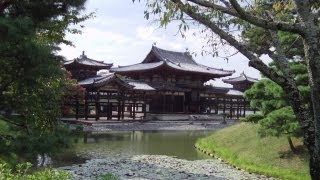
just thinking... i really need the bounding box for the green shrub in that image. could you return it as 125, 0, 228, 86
240, 114, 264, 123
96, 172, 119, 180
0, 162, 71, 180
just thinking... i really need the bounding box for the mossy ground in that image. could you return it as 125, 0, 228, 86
195, 122, 310, 180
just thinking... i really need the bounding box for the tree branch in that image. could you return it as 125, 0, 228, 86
0, 134, 14, 141
228, 0, 305, 34
187, 0, 239, 17
171, 0, 287, 85
292, 0, 313, 26
1, 115, 26, 128
268, 30, 292, 77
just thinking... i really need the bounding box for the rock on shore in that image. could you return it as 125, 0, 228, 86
60, 154, 274, 180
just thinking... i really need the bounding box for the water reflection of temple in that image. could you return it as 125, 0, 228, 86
63, 46, 258, 120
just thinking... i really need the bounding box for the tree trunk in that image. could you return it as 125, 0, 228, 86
309, 156, 320, 180
303, 37, 320, 180
287, 137, 296, 153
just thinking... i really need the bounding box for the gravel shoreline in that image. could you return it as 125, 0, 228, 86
60, 154, 274, 180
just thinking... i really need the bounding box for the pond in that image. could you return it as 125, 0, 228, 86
53, 130, 213, 167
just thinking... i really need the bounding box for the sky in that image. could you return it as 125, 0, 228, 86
59, 0, 262, 87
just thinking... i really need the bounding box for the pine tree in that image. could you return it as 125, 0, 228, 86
0, 0, 90, 164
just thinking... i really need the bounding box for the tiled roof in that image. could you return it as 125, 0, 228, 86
64, 52, 113, 68
79, 75, 245, 96
126, 80, 155, 91
166, 61, 233, 76
111, 46, 234, 77
223, 73, 258, 84
203, 86, 244, 97
226, 89, 244, 96
78, 73, 155, 91
111, 61, 164, 72
147, 46, 198, 65
204, 86, 230, 94
78, 75, 108, 86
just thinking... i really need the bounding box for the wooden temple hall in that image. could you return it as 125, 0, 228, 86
63, 46, 258, 120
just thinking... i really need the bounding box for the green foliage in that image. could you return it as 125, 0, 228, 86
240, 114, 264, 123
242, 27, 271, 55
0, 162, 71, 180
0, 0, 90, 165
96, 173, 119, 180
245, 79, 287, 115
244, 79, 303, 145
2, 0, 93, 46
258, 106, 301, 138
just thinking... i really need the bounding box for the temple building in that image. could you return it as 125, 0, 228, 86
223, 72, 258, 92
64, 51, 113, 80
111, 46, 234, 113
63, 46, 257, 120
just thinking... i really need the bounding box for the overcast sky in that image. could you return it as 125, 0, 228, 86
59, 0, 262, 87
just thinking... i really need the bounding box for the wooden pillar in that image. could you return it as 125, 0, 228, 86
117, 101, 121, 121
108, 102, 112, 120
75, 96, 79, 120
84, 92, 88, 120
133, 101, 136, 120
236, 98, 240, 119
143, 103, 146, 119
171, 93, 174, 112
143, 93, 147, 118
162, 93, 166, 113
223, 97, 226, 114
129, 104, 132, 117
215, 97, 218, 114
121, 100, 125, 120
239, 101, 242, 117
229, 98, 233, 119
243, 99, 246, 117
95, 91, 100, 121
182, 94, 186, 113
107, 92, 110, 120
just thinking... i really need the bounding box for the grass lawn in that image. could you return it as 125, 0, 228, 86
195, 122, 310, 180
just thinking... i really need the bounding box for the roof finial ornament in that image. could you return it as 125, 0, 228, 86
185, 47, 191, 56
81, 50, 87, 58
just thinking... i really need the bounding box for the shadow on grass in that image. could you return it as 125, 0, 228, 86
278, 145, 308, 159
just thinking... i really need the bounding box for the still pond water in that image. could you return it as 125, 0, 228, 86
54, 130, 213, 167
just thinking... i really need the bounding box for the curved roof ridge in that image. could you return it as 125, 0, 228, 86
223, 73, 259, 83
151, 46, 198, 65
110, 61, 164, 72
196, 63, 235, 73
151, 46, 171, 63
114, 61, 163, 68
78, 56, 113, 65
64, 52, 113, 67
153, 46, 189, 55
